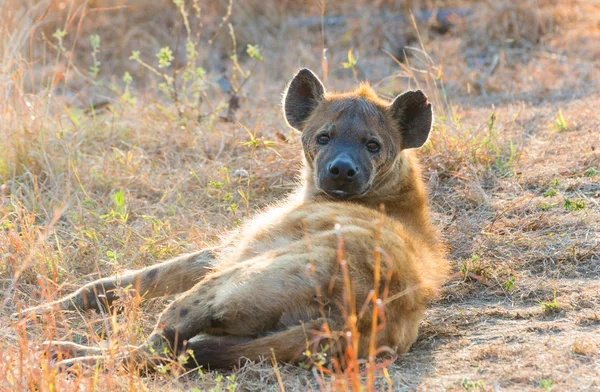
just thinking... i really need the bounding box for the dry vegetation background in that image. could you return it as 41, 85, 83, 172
1, 0, 600, 390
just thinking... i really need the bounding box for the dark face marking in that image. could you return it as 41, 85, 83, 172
179, 308, 189, 318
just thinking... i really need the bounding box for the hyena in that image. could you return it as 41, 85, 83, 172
16, 69, 449, 371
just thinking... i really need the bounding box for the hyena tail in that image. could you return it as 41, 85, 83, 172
184, 320, 331, 369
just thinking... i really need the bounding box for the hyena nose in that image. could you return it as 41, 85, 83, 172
329, 159, 359, 180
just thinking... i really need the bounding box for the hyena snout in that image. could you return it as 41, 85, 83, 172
319, 152, 370, 199
328, 156, 359, 180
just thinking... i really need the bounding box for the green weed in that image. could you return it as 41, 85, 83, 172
564, 198, 585, 211
553, 110, 568, 132
541, 291, 561, 314
544, 189, 558, 198
584, 167, 597, 177
502, 277, 516, 292
461, 378, 485, 391
539, 378, 554, 390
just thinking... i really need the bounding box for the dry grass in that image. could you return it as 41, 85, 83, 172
1, 0, 600, 390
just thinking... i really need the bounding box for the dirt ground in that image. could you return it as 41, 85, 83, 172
1, 0, 599, 390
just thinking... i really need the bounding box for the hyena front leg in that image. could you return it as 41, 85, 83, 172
15, 246, 222, 318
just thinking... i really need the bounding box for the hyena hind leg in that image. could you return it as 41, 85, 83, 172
13, 246, 222, 319
137, 246, 339, 364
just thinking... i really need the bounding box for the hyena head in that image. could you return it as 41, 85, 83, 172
283, 68, 433, 200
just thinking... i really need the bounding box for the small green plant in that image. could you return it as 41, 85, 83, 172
225, 375, 237, 392
487, 112, 496, 133
553, 109, 568, 132
226, 203, 238, 215
541, 290, 561, 314
111, 189, 126, 215
156, 46, 173, 69
121, 72, 136, 105
129, 50, 141, 61
342, 48, 359, 69
52, 28, 68, 52
246, 44, 263, 61
459, 253, 492, 282
89, 34, 101, 78
209, 180, 223, 189
539, 378, 554, 390
240, 122, 279, 155
106, 250, 121, 262
461, 378, 485, 391
543, 188, 558, 198
540, 182, 561, 205
477, 113, 518, 177
502, 277, 516, 292
209, 373, 237, 392
342, 48, 359, 80
584, 167, 597, 177
100, 189, 128, 223
564, 198, 585, 211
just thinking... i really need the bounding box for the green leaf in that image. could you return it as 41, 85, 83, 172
111, 189, 126, 215
584, 167, 597, 177
90, 34, 100, 50
564, 198, 585, 211
246, 44, 263, 61
157, 46, 174, 68
553, 109, 568, 132
342, 48, 358, 69
122, 72, 133, 84
52, 28, 67, 40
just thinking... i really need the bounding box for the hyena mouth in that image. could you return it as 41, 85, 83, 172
321, 186, 371, 200
325, 189, 352, 199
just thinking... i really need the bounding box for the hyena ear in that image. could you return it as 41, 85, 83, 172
283, 68, 325, 130
389, 90, 433, 149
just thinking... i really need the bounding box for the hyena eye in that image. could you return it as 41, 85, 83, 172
317, 134, 330, 145
366, 141, 380, 152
